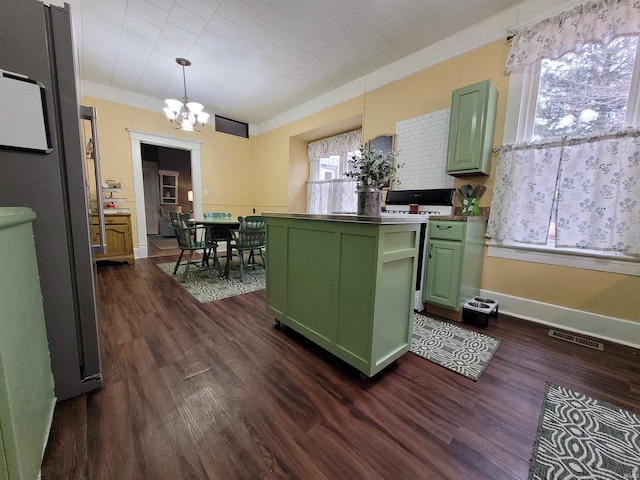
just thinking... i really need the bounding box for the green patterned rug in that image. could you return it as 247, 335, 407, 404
156, 261, 265, 303
410, 314, 500, 381
529, 383, 640, 479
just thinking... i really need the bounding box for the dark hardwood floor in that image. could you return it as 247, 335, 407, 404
41, 255, 640, 479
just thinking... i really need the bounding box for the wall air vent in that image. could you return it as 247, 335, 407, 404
548, 329, 604, 351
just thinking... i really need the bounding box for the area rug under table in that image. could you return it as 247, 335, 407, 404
156, 261, 265, 303
529, 383, 640, 480
410, 313, 500, 381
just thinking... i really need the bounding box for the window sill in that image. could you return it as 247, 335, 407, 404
486, 241, 640, 276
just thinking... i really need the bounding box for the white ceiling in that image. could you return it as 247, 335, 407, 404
57, 0, 537, 127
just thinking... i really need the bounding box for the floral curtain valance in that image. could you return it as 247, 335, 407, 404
505, 0, 640, 73
308, 129, 361, 163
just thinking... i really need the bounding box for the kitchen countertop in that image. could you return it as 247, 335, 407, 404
262, 212, 429, 224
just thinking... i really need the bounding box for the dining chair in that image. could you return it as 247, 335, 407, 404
169, 211, 213, 281
238, 215, 266, 265
230, 217, 266, 281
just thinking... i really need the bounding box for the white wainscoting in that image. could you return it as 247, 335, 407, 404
480, 289, 640, 350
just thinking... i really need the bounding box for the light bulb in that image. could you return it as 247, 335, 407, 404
181, 117, 193, 131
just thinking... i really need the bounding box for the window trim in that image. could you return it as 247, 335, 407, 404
499, 42, 640, 272
486, 240, 640, 276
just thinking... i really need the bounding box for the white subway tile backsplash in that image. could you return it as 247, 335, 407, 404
395, 109, 454, 190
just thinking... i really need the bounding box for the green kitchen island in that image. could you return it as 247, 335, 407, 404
264, 212, 423, 378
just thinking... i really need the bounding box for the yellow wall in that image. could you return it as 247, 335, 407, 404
87, 38, 640, 323
84, 97, 256, 242
252, 39, 640, 323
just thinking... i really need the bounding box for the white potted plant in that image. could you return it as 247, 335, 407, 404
344, 145, 401, 216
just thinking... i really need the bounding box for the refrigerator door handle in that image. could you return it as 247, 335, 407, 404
80, 105, 107, 255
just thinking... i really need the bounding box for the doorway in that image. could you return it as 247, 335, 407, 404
128, 129, 202, 259
141, 143, 192, 236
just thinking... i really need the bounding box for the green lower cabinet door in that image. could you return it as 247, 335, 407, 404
424, 239, 462, 309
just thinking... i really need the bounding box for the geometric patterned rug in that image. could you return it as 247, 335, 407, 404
410, 313, 500, 381
529, 383, 640, 480
156, 261, 265, 303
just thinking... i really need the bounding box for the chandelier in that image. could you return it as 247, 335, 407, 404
163, 58, 209, 132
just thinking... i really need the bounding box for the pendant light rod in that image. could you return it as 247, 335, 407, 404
177, 57, 190, 102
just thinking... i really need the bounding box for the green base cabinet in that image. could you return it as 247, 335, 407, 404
0, 208, 56, 480
446, 79, 498, 176
423, 219, 487, 311
265, 214, 420, 378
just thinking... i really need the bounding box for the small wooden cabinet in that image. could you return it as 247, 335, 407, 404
159, 170, 179, 205
424, 219, 486, 313
91, 214, 134, 264
446, 79, 497, 176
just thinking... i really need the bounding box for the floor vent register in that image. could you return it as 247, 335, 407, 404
548, 329, 604, 351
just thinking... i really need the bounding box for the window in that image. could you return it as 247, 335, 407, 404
492, 1, 640, 272
530, 37, 640, 142
518, 37, 640, 251
312, 151, 359, 181
215, 115, 249, 138
307, 129, 361, 214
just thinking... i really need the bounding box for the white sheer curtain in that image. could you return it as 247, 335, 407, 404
487, 145, 561, 244
307, 179, 357, 215
487, 131, 640, 254
556, 133, 640, 253
505, 0, 640, 73
307, 129, 361, 214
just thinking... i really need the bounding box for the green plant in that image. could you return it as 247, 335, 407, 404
344, 145, 402, 189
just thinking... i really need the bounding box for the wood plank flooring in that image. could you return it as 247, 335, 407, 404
41, 256, 640, 479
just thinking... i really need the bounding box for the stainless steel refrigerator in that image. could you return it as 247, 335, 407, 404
0, 0, 104, 401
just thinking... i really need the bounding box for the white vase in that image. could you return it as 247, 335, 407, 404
357, 186, 381, 216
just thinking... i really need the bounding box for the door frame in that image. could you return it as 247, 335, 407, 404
128, 129, 202, 258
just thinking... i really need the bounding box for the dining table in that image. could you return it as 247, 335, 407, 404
189, 217, 240, 279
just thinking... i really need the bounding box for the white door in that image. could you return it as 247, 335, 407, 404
143, 162, 159, 234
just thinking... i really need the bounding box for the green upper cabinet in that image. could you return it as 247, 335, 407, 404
446, 79, 498, 176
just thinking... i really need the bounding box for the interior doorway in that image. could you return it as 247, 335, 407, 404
128, 129, 202, 259
141, 143, 192, 239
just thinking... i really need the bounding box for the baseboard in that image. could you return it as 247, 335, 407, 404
480, 289, 640, 350
135, 245, 147, 259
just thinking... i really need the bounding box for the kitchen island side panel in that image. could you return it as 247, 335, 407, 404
372, 229, 418, 368
265, 223, 287, 318
335, 232, 377, 364
265, 214, 419, 377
